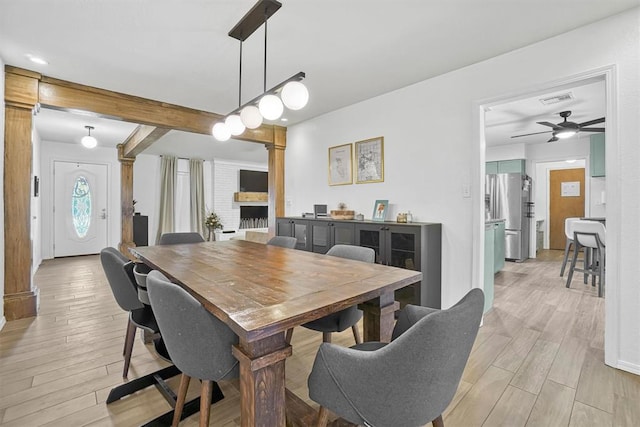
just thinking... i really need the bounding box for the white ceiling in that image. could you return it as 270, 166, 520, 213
485, 78, 606, 147
2, 0, 636, 161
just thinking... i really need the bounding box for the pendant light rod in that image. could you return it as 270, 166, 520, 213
224, 71, 305, 118
263, 11, 268, 92
238, 41, 243, 107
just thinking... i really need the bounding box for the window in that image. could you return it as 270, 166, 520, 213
72, 176, 91, 238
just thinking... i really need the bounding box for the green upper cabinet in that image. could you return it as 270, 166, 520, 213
590, 133, 605, 177
486, 159, 525, 174
497, 159, 526, 174
486, 161, 498, 174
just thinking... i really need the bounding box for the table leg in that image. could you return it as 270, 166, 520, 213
358, 291, 400, 343
232, 333, 293, 427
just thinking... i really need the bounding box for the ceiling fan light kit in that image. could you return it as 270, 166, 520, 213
511, 110, 605, 143
212, 0, 309, 141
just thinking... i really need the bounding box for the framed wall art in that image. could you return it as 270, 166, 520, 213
328, 143, 353, 186
355, 136, 384, 184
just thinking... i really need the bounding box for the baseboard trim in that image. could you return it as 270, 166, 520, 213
0, 316, 6, 331
617, 360, 640, 376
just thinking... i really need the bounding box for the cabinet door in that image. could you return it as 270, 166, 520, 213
590, 134, 605, 177
311, 222, 331, 254
332, 222, 355, 246
486, 161, 498, 174
498, 159, 525, 174
276, 218, 293, 237
355, 224, 385, 264
291, 220, 311, 251
386, 225, 421, 271
484, 224, 495, 313
493, 222, 505, 274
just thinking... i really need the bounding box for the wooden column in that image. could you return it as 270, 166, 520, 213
117, 145, 136, 257
3, 69, 39, 320
267, 126, 286, 236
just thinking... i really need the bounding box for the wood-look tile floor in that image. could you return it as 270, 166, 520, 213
0, 251, 638, 426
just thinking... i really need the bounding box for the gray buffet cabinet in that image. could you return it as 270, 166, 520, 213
276, 217, 442, 308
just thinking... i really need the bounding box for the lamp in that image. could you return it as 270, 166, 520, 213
212, 0, 309, 141
81, 125, 98, 149
554, 128, 577, 139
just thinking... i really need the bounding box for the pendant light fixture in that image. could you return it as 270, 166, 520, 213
81, 125, 98, 149
212, 0, 309, 141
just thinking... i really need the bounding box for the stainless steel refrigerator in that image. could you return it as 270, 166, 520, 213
485, 173, 533, 262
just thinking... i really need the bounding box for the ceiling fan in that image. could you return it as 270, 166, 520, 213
511, 110, 605, 142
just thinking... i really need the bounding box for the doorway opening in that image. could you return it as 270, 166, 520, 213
477, 67, 617, 367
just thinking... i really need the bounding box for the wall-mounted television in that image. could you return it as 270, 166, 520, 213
239, 170, 268, 192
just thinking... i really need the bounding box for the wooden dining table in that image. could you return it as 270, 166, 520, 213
131, 240, 422, 427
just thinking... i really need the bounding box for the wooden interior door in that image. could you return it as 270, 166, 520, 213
549, 168, 585, 250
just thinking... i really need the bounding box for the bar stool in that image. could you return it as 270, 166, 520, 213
566, 220, 606, 297
560, 217, 580, 277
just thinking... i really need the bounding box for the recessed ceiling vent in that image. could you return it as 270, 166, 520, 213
539, 92, 574, 105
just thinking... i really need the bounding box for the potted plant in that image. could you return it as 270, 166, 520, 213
204, 212, 223, 241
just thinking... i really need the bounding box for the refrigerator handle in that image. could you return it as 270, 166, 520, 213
505, 230, 519, 236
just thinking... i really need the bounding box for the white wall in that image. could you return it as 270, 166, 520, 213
31, 129, 42, 276
40, 141, 121, 258
132, 154, 160, 244
212, 159, 268, 231
486, 143, 526, 161
286, 9, 640, 372
0, 57, 5, 329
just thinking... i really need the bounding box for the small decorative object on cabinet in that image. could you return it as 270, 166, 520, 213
330, 202, 355, 219
372, 199, 388, 221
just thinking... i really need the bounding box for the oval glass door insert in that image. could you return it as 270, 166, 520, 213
72, 176, 92, 238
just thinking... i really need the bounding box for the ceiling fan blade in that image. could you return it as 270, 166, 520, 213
579, 117, 605, 127
537, 121, 559, 128
511, 130, 553, 138
579, 127, 605, 133
547, 136, 559, 143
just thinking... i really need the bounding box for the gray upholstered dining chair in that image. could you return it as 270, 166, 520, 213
159, 232, 205, 245
146, 270, 239, 427
287, 245, 375, 345
266, 235, 297, 249
100, 247, 161, 378
308, 288, 484, 427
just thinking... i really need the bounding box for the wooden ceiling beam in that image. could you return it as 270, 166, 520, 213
122, 125, 171, 158
35, 72, 276, 145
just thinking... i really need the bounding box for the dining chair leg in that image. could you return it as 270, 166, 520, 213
200, 380, 213, 427
316, 406, 329, 427
285, 328, 294, 345
322, 332, 332, 343
351, 324, 362, 345
432, 414, 444, 427
598, 250, 605, 298
172, 374, 191, 427
560, 239, 572, 277
122, 319, 137, 377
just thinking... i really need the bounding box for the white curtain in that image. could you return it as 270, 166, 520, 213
155, 156, 176, 244
189, 159, 205, 237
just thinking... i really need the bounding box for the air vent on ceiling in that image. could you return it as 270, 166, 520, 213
539, 92, 574, 105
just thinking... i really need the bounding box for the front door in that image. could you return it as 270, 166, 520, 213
54, 161, 109, 257
549, 168, 585, 250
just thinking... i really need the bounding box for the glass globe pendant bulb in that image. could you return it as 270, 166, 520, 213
212, 122, 231, 141
240, 105, 263, 129
281, 81, 309, 110
81, 135, 97, 149
258, 94, 284, 120
225, 114, 245, 136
